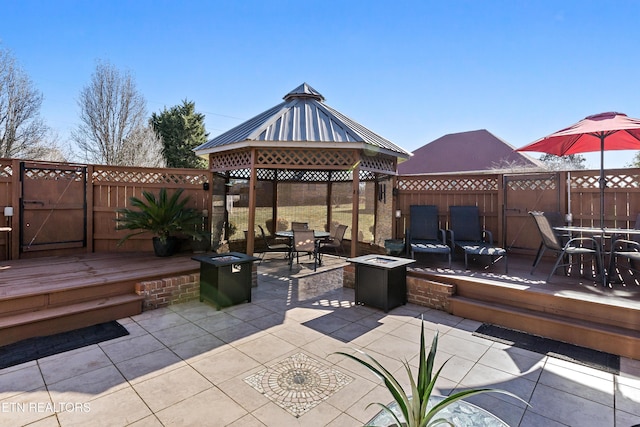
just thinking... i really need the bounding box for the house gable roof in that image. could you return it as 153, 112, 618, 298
397, 129, 543, 174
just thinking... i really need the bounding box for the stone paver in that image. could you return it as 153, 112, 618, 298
0, 256, 639, 426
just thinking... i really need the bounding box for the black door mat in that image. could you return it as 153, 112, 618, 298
0, 321, 129, 369
473, 324, 620, 375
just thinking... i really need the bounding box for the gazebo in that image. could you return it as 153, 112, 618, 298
194, 83, 411, 257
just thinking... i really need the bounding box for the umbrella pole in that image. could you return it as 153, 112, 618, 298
599, 135, 606, 228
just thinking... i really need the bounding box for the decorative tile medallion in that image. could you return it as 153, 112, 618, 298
244, 352, 353, 417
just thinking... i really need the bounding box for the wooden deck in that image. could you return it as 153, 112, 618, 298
0, 252, 200, 346
408, 252, 640, 359
1, 250, 639, 360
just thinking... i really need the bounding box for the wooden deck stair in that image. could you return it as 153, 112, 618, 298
431, 274, 640, 360
0, 253, 200, 347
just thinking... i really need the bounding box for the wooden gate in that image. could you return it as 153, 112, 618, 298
20, 162, 87, 254
503, 172, 563, 254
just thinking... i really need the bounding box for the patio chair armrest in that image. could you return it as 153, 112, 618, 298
482, 229, 494, 245
439, 228, 447, 244
564, 236, 601, 251
446, 229, 455, 248
611, 238, 640, 252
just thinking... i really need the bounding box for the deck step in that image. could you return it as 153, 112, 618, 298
450, 295, 640, 360
0, 294, 144, 347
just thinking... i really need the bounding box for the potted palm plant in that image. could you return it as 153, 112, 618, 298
333, 319, 526, 426
115, 188, 207, 257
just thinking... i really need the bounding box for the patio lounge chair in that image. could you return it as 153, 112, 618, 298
406, 205, 451, 268
448, 205, 507, 273
529, 211, 602, 283
258, 225, 291, 264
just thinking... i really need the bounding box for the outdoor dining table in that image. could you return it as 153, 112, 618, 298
553, 225, 640, 286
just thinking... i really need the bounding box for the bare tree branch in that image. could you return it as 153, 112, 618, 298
72, 61, 164, 166
0, 45, 49, 158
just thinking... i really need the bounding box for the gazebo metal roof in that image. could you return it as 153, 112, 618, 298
196, 83, 409, 258
194, 83, 411, 158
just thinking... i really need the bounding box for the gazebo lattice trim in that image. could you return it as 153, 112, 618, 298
256, 148, 358, 168
361, 154, 396, 174
210, 148, 393, 182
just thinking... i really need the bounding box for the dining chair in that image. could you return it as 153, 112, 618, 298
257, 225, 291, 264
290, 229, 318, 271
319, 224, 347, 257
608, 215, 640, 284
608, 238, 640, 285
291, 222, 309, 231
529, 211, 603, 283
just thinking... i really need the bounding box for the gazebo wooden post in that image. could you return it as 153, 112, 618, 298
326, 178, 333, 232
271, 172, 278, 233
246, 150, 258, 256
350, 162, 360, 258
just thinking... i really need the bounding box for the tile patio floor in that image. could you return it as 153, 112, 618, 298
1, 255, 640, 426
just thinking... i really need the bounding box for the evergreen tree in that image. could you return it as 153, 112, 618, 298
151, 100, 208, 168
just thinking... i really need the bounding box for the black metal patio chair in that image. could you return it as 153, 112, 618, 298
529, 211, 603, 283
608, 215, 640, 284
319, 224, 347, 257
258, 225, 291, 264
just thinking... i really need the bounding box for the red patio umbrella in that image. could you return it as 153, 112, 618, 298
517, 112, 640, 227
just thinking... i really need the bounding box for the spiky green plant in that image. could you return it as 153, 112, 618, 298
115, 187, 207, 245
334, 320, 526, 427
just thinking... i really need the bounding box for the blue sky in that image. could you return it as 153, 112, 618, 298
2, 0, 639, 168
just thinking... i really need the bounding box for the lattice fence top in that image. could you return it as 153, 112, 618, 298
397, 176, 499, 191
24, 166, 86, 181
92, 168, 209, 185
571, 172, 640, 189
0, 163, 12, 180
506, 176, 557, 191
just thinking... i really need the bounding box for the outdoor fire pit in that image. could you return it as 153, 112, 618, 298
192, 252, 259, 309
347, 254, 415, 312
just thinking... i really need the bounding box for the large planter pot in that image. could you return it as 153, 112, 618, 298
366, 395, 508, 426
152, 236, 178, 257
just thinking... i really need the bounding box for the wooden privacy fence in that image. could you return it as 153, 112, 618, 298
0, 158, 212, 260
395, 167, 640, 256
2, 157, 639, 261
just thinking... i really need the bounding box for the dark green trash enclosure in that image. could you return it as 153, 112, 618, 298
192, 252, 259, 309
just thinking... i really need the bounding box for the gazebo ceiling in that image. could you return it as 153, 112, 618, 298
194, 83, 411, 159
